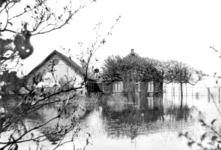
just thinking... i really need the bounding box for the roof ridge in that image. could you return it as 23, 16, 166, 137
123, 49, 141, 60
26, 50, 87, 79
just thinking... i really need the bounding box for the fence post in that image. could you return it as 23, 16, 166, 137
192, 86, 193, 99
208, 88, 210, 102
219, 88, 220, 103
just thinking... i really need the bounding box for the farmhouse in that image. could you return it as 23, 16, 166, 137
26, 50, 99, 96
26, 49, 163, 100
101, 49, 163, 100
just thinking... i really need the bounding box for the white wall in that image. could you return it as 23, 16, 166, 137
27, 55, 86, 95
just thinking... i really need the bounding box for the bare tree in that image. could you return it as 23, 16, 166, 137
0, 0, 104, 150
76, 16, 121, 82
0, 0, 95, 69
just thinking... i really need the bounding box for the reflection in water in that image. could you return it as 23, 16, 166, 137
26, 103, 95, 144
71, 95, 209, 150
100, 96, 195, 140
1, 94, 213, 150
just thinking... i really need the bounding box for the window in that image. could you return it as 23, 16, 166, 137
147, 81, 154, 92
113, 81, 123, 92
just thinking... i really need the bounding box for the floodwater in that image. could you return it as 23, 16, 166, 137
1, 89, 221, 150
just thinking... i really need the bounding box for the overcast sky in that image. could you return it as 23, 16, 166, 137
22, 0, 221, 79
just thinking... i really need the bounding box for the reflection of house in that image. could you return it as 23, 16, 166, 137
102, 49, 163, 98
26, 50, 99, 96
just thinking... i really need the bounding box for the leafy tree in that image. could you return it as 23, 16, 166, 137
102, 55, 159, 83
102, 55, 124, 82
164, 60, 203, 107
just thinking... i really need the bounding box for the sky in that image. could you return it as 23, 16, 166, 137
21, 0, 221, 79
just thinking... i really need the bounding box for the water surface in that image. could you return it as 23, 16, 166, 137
1, 91, 221, 150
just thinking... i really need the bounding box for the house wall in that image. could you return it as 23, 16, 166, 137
27, 55, 86, 95
102, 83, 113, 94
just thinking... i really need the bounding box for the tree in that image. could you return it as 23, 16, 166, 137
102, 55, 123, 82
178, 46, 221, 150
0, 0, 113, 149
102, 53, 204, 110
76, 18, 121, 82
165, 60, 203, 107
102, 55, 160, 83
0, 0, 96, 71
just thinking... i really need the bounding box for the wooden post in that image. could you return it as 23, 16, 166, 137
219, 88, 220, 103
192, 86, 193, 100
186, 84, 187, 105
208, 88, 210, 102
165, 85, 167, 97
171, 86, 173, 98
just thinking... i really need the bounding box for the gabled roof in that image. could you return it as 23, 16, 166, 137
123, 49, 142, 61
27, 50, 86, 78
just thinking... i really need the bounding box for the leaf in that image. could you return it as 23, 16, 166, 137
187, 141, 194, 147
101, 39, 106, 44
200, 133, 207, 141
217, 140, 221, 143
211, 136, 218, 141
178, 132, 183, 137
199, 119, 204, 123
184, 132, 189, 137
199, 119, 206, 126
211, 119, 217, 125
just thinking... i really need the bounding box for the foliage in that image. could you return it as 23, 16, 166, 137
0, 0, 102, 150
102, 54, 160, 83
0, 0, 95, 70
102, 55, 123, 82
179, 46, 221, 150
102, 54, 202, 85
164, 60, 203, 85
210, 46, 221, 84
179, 119, 221, 150
0, 62, 86, 150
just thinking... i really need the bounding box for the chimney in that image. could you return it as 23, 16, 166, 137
131, 49, 135, 55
